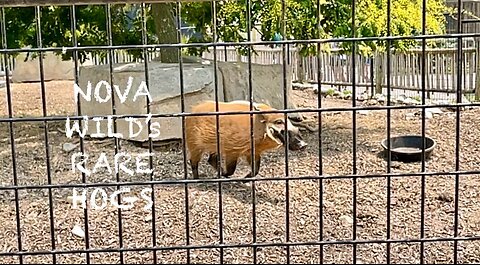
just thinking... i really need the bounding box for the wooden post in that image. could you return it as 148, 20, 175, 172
475, 43, 480, 101
375, 51, 384, 95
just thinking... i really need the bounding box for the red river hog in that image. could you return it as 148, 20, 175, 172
184, 100, 308, 180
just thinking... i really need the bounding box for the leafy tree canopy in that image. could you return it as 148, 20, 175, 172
181, 0, 455, 56
2, 0, 455, 63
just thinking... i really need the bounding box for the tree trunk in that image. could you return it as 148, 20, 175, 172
297, 56, 306, 83
151, 3, 179, 63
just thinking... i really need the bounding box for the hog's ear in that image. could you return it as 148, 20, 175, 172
253, 105, 266, 123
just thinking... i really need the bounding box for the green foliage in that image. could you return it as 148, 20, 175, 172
3, 5, 157, 63
182, 0, 455, 57
2, 0, 455, 62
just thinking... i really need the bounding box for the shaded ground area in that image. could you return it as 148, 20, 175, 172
0, 81, 479, 264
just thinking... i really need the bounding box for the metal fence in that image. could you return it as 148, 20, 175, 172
1, 0, 480, 264
1, 44, 478, 102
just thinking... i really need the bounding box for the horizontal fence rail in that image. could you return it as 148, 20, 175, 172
0, 0, 479, 264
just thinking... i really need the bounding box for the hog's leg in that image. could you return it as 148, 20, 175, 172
244, 154, 261, 179
207, 153, 220, 171
189, 150, 202, 179
208, 153, 238, 178
222, 156, 238, 177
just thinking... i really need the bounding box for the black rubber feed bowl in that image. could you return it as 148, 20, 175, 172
380, 135, 436, 162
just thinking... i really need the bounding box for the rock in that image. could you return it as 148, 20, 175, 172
12, 52, 82, 82
358, 110, 370, 115
391, 162, 402, 169
316, 86, 333, 95
425, 111, 433, 119
292, 82, 313, 91
403, 97, 421, 105
405, 113, 416, 120
0, 80, 5, 88
71, 225, 85, 239
396, 95, 407, 104
323, 201, 334, 208
357, 93, 369, 101
426, 107, 443, 115
374, 93, 387, 103
63, 142, 78, 153
144, 215, 153, 222
366, 99, 378, 106
436, 192, 453, 203
378, 97, 386, 103
339, 215, 354, 227
462, 95, 474, 109
434, 99, 450, 106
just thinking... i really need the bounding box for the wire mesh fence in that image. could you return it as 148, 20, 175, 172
0, 0, 479, 264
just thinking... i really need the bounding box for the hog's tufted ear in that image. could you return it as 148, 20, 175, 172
253, 105, 267, 123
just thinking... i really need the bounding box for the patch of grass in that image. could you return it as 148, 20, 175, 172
326, 88, 336, 96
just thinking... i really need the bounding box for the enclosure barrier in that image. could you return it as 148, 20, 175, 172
0, 0, 480, 264
1, 44, 478, 100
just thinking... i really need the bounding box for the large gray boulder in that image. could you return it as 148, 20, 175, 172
11, 51, 94, 82
215, 60, 297, 111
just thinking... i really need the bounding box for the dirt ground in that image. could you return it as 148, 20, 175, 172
0, 80, 479, 264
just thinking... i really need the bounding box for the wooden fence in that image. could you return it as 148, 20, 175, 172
202, 46, 479, 99
1, 45, 478, 100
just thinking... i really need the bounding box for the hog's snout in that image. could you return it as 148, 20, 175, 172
284, 129, 308, 151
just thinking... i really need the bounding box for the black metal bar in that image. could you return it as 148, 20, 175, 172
350, 0, 358, 261
1, 235, 479, 257
174, 1, 191, 263
280, 0, 290, 262
244, 0, 257, 262
69, 4, 91, 264
316, 0, 324, 262
0, 32, 479, 54
2, 169, 480, 191
386, 0, 392, 262
308, 81, 474, 94
1, 101, 479, 123
461, 19, 480, 23
210, 0, 224, 263
105, 3, 125, 263
454, 0, 463, 263
140, 3, 157, 263
0, 7, 23, 265
420, 0, 427, 261
34, 5, 56, 264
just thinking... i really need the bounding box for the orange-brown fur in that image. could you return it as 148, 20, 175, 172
185, 100, 290, 179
